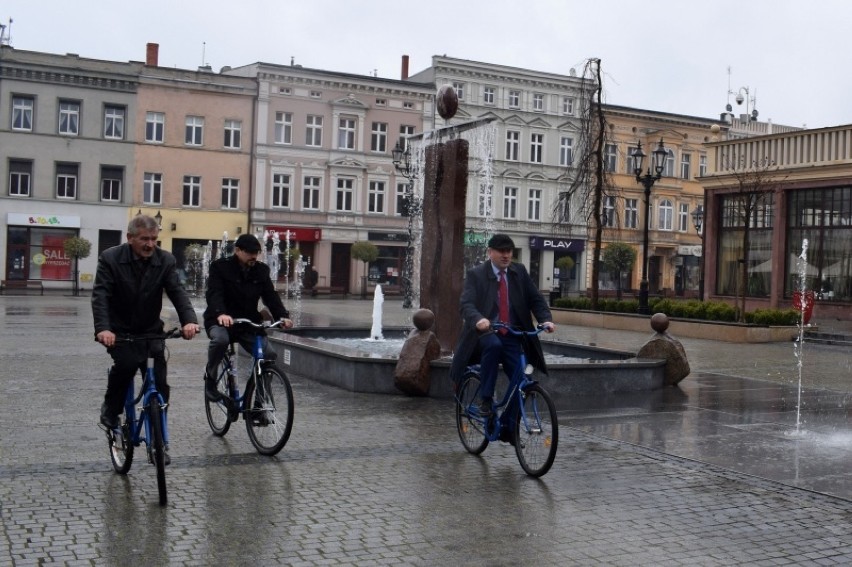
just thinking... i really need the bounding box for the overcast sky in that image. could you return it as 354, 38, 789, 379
3, 0, 849, 130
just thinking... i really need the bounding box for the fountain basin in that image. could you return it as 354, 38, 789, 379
270, 327, 667, 398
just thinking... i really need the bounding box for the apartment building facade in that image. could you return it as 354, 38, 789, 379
408, 56, 591, 294
223, 62, 434, 292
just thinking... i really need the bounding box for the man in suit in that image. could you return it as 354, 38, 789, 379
450, 234, 556, 422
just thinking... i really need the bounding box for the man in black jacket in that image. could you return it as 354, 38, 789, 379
93, 215, 200, 432
450, 234, 555, 424
203, 234, 293, 400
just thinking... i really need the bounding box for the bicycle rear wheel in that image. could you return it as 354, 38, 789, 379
109, 417, 134, 474
514, 384, 558, 478
456, 372, 489, 455
245, 365, 294, 456
205, 359, 233, 436
148, 401, 168, 506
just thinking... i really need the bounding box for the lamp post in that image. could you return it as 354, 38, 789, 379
630, 139, 667, 315
691, 204, 705, 301
392, 139, 421, 309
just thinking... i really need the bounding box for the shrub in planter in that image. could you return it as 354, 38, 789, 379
745, 308, 800, 326
704, 301, 737, 322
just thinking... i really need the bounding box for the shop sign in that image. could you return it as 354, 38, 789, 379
368, 231, 407, 242
7, 212, 81, 228
264, 226, 322, 241
528, 236, 585, 252
678, 245, 703, 257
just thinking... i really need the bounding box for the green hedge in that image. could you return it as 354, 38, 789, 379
553, 296, 796, 326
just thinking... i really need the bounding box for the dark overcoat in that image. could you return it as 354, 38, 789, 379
449, 260, 552, 384
203, 255, 288, 330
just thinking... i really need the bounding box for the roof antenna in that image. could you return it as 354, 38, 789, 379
201, 41, 206, 66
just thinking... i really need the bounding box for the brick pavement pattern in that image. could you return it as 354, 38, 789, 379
1, 295, 850, 565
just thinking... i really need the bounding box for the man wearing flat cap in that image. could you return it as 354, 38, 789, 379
450, 233, 555, 434
203, 234, 293, 400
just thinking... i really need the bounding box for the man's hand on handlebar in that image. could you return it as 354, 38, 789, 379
541, 322, 556, 333
280, 318, 294, 330
217, 314, 234, 327
96, 330, 116, 347
181, 323, 201, 340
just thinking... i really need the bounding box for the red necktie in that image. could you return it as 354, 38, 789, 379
498, 270, 509, 334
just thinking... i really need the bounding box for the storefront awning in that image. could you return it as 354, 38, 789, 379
264, 226, 322, 242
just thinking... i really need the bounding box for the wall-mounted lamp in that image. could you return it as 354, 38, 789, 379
236, 226, 243, 234
170, 223, 177, 231
136, 209, 142, 217
154, 210, 163, 230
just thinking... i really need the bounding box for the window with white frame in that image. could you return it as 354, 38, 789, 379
56, 163, 78, 199
275, 111, 292, 145
625, 198, 638, 229
306, 115, 323, 147
658, 199, 673, 230
338, 117, 356, 150
483, 86, 495, 105
678, 203, 689, 232
272, 173, 291, 208
626, 145, 639, 173
604, 196, 616, 227
533, 93, 544, 111
182, 175, 201, 207
100, 166, 122, 202
699, 154, 707, 177
103, 105, 125, 140
452, 82, 465, 100
145, 112, 164, 143
336, 177, 354, 211
477, 184, 493, 217
185, 116, 204, 146
508, 90, 520, 108
680, 152, 691, 179
221, 178, 239, 209
224, 119, 241, 149
368, 180, 385, 213
371, 122, 387, 153
560, 136, 574, 167
303, 176, 320, 210
58, 100, 80, 135
530, 133, 543, 163
603, 143, 617, 172
396, 182, 409, 216
506, 130, 520, 161
503, 186, 518, 219
562, 96, 575, 115
527, 188, 541, 221
663, 149, 675, 177
143, 172, 163, 205
9, 160, 32, 196
12, 96, 34, 131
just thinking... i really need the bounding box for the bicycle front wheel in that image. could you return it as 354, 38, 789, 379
456, 372, 489, 455
514, 384, 558, 478
148, 401, 168, 506
205, 360, 233, 436
244, 365, 294, 456
109, 416, 134, 474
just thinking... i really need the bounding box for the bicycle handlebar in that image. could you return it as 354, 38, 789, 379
109, 327, 184, 342
231, 318, 286, 330
490, 322, 547, 336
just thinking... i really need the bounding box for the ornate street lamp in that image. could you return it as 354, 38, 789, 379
631, 138, 667, 315
392, 139, 420, 308
154, 210, 163, 230
691, 204, 705, 301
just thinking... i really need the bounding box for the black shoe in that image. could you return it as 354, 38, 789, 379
100, 403, 119, 430
499, 429, 516, 446
478, 398, 493, 418
204, 373, 222, 402
251, 410, 271, 427
164, 445, 171, 466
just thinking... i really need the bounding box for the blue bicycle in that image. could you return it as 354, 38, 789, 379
455, 323, 559, 477
104, 328, 183, 506
204, 318, 294, 456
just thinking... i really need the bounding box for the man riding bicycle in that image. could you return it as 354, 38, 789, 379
450, 234, 555, 430
92, 215, 200, 450
203, 234, 293, 401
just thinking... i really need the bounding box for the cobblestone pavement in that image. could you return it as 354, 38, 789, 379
1, 295, 850, 565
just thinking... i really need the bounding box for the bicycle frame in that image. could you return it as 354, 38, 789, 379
221, 320, 279, 413
123, 356, 168, 452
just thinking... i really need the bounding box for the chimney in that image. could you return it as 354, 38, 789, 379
146, 43, 159, 67
401, 55, 409, 80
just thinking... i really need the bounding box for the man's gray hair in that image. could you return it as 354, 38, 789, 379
127, 214, 159, 236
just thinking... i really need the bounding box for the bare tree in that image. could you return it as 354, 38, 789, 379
553, 58, 618, 309
718, 154, 785, 321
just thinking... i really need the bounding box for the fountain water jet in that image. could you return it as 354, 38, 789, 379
368, 285, 384, 341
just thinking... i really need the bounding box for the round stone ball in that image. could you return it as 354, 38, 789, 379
650, 312, 670, 333
437, 85, 459, 120
412, 309, 435, 331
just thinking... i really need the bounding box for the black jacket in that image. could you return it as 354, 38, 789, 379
449, 260, 552, 384
92, 244, 198, 335
203, 255, 288, 329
